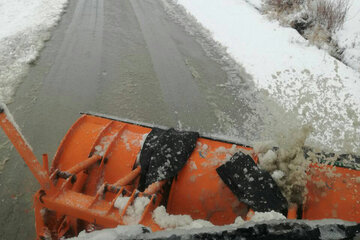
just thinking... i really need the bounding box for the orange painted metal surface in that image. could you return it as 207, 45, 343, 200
167, 138, 255, 225
0, 108, 359, 239
303, 163, 360, 222
0, 110, 51, 190
287, 204, 298, 219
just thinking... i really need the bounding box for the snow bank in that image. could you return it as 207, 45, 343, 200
175, 0, 360, 153
0, 0, 68, 103
335, 0, 360, 72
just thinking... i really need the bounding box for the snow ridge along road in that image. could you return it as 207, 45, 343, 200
0, 0, 68, 104
177, 0, 360, 153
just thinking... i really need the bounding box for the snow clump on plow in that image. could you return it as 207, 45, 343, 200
255, 125, 312, 204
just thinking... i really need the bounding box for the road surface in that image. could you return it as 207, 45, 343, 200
0, 0, 258, 238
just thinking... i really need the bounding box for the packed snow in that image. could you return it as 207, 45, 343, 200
176, 0, 360, 154
0, 0, 68, 104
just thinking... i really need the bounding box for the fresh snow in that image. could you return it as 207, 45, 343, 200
176, 0, 360, 153
0, 0, 68, 104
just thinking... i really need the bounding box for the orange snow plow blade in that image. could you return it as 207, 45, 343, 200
0, 106, 359, 239
303, 163, 360, 221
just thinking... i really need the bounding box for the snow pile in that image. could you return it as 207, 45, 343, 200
175, 0, 360, 154
69, 208, 286, 239
0, 0, 68, 103
153, 206, 214, 229
251, 211, 286, 222
68, 225, 150, 240
335, 0, 360, 72
114, 196, 150, 224
255, 125, 311, 204
153, 206, 285, 230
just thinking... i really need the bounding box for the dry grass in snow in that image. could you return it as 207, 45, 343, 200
263, 0, 351, 63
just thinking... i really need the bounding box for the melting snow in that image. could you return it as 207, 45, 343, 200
0, 0, 68, 103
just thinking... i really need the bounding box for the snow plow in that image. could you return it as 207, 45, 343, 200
0, 105, 359, 239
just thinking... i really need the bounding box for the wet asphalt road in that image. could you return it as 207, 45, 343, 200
0, 0, 254, 239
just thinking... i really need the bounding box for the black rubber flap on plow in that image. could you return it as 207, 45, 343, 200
216, 152, 288, 213
138, 128, 199, 192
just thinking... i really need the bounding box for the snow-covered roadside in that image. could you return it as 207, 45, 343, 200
176, 0, 360, 153
0, 0, 68, 104
335, 0, 360, 72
